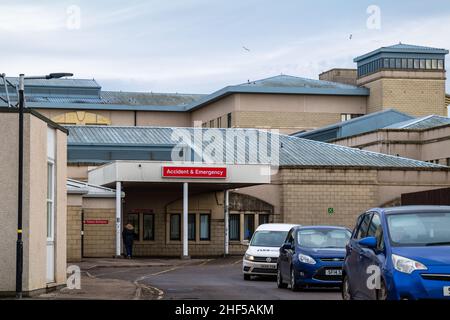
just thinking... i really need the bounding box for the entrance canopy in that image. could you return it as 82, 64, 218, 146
88, 160, 271, 258
88, 160, 271, 189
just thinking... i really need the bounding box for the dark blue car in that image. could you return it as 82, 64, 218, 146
342, 206, 450, 300
277, 226, 352, 291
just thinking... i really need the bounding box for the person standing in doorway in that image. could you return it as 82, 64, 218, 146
122, 223, 135, 259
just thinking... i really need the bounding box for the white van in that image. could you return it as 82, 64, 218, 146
242, 223, 299, 280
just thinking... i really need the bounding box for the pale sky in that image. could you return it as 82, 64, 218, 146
1, 0, 449, 94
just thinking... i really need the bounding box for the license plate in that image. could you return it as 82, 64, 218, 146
259, 264, 276, 269
325, 269, 342, 276
444, 286, 450, 297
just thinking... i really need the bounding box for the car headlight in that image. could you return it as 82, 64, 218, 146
244, 254, 255, 261
392, 254, 427, 274
298, 253, 316, 265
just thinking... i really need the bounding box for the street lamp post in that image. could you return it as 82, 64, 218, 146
14, 72, 73, 299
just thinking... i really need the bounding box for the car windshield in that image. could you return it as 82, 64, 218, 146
387, 212, 450, 246
250, 230, 289, 247
297, 228, 351, 248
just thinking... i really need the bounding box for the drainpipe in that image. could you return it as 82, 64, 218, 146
115, 181, 122, 257
224, 189, 229, 256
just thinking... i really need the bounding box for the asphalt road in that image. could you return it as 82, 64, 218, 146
89, 257, 341, 300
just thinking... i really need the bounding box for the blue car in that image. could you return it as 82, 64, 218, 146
342, 206, 450, 300
277, 226, 352, 291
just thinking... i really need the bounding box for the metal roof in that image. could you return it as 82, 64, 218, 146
187, 75, 369, 111
237, 75, 361, 90
354, 43, 449, 62
3, 77, 101, 88
0, 74, 369, 112
293, 109, 414, 142
65, 125, 445, 169
384, 115, 450, 130
67, 178, 123, 198
100, 91, 205, 106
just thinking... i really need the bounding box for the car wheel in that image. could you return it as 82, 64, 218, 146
376, 280, 388, 300
342, 275, 353, 300
244, 274, 251, 281
290, 268, 299, 292
277, 267, 287, 288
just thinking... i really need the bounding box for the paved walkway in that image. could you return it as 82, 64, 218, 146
37, 257, 209, 300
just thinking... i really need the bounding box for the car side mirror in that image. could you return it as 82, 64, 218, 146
281, 243, 293, 251
358, 236, 377, 249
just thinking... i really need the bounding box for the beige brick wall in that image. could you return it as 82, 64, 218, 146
83, 208, 116, 258
279, 169, 379, 228
362, 71, 447, 116
67, 205, 82, 262
234, 111, 341, 133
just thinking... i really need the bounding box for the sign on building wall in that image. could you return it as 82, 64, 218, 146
84, 219, 109, 225
162, 166, 227, 179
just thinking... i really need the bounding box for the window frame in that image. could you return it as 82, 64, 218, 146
143, 213, 155, 241
244, 214, 255, 241
127, 213, 140, 241
188, 213, 196, 241
229, 214, 240, 241
354, 212, 373, 240
199, 214, 211, 241
170, 213, 181, 241
46, 160, 55, 241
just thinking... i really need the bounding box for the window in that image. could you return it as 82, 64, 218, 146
414, 59, 420, 69
395, 58, 401, 69
355, 213, 373, 239
438, 59, 444, 70
286, 230, 295, 246
47, 161, 55, 239
188, 214, 196, 241
259, 214, 270, 225
407, 59, 413, 69
127, 213, 139, 240
383, 58, 389, 68
216, 117, 222, 128
341, 113, 363, 122
244, 214, 255, 240
143, 214, 154, 241
201, 122, 207, 128
420, 59, 426, 69
367, 214, 384, 251
388, 58, 394, 68
227, 113, 232, 128
431, 59, 438, 69
446, 158, 450, 167
170, 214, 181, 240
426, 59, 432, 69
209, 119, 215, 128
401, 58, 407, 69
229, 214, 240, 241
200, 214, 210, 240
